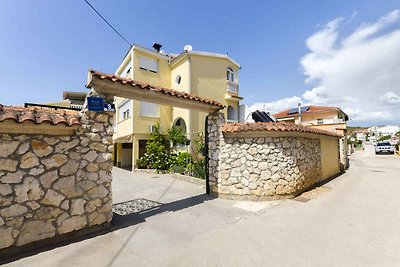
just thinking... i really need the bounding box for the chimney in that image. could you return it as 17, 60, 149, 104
152, 42, 162, 52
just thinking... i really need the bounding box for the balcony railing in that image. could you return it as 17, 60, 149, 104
226, 119, 238, 124
227, 81, 239, 95
304, 118, 346, 125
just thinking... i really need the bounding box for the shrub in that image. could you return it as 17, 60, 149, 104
136, 157, 148, 169
168, 126, 190, 146
138, 123, 171, 171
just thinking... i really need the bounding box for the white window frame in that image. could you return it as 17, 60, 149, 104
118, 100, 132, 122
139, 56, 159, 73
120, 60, 132, 78
139, 101, 159, 118
227, 67, 235, 82
317, 118, 324, 125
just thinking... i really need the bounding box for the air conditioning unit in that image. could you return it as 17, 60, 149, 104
149, 125, 161, 133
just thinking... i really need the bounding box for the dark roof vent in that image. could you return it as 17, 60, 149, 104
152, 42, 162, 52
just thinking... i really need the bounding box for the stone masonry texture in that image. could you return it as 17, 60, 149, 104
208, 112, 323, 201
0, 93, 114, 250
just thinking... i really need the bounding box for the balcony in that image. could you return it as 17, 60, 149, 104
227, 81, 239, 95
225, 81, 242, 101
304, 118, 346, 126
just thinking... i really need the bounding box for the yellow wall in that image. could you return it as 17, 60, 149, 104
190, 54, 239, 132
320, 136, 340, 180
113, 47, 242, 168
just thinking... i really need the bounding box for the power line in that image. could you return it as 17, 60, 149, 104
83, 0, 132, 47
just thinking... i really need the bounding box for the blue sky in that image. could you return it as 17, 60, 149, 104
1, 0, 399, 126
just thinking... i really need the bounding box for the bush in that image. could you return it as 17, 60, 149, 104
189, 160, 206, 179
138, 123, 171, 171
175, 152, 192, 168
168, 127, 190, 146
136, 157, 148, 169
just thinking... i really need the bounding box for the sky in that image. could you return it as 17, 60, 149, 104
0, 0, 399, 127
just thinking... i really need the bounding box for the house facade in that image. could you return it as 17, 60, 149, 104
273, 105, 348, 136
113, 44, 242, 169
273, 105, 349, 171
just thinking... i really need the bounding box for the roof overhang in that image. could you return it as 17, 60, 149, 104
86, 70, 224, 114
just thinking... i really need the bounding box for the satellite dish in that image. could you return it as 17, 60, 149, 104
184, 45, 192, 51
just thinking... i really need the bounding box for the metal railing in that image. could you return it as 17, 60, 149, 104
227, 81, 239, 95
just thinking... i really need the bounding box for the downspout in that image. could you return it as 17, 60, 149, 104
187, 51, 193, 155
205, 114, 210, 195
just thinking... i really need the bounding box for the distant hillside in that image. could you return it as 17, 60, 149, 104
347, 126, 369, 133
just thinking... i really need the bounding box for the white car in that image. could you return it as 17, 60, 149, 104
375, 142, 395, 154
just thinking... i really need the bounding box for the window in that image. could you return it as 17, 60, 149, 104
175, 75, 182, 85
140, 101, 159, 117
120, 60, 132, 77
139, 56, 158, 73
118, 100, 132, 122
227, 67, 234, 82
317, 118, 324, 125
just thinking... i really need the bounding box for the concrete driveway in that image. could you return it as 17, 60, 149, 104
5, 145, 400, 266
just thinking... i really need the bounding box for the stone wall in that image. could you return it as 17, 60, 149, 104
217, 136, 321, 200
207, 114, 340, 201
0, 106, 114, 250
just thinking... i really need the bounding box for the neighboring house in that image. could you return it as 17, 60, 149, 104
273, 105, 349, 137
113, 43, 243, 169
25, 91, 87, 111
354, 130, 367, 142
273, 105, 349, 171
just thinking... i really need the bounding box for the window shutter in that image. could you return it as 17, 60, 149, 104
139, 56, 159, 73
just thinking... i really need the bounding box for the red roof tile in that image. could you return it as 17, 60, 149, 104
0, 105, 81, 126
221, 122, 341, 137
88, 70, 224, 109
273, 105, 348, 119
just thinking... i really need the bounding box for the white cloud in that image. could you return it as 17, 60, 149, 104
250, 10, 400, 125
249, 96, 302, 114
302, 86, 332, 103
380, 91, 400, 104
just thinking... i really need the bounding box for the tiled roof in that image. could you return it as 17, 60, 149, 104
0, 105, 81, 126
221, 122, 341, 137
273, 105, 348, 119
89, 70, 225, 109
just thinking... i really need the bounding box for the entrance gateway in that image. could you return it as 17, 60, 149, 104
86, 69, 226, 194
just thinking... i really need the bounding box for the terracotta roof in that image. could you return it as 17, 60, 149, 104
221, 122, 341, 137
88, 70, 224, 109
273, 105, 348, 120
0, 105, 81, 126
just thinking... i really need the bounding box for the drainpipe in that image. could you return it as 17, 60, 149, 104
204, 114, 210, 195
187, 51, 193, 155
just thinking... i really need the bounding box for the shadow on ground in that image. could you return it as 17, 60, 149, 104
0, 194, 213, 265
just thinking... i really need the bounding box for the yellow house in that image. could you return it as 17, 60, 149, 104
273, 105, 349, 171
273, 105, 348, 136
113, 44, 242, 169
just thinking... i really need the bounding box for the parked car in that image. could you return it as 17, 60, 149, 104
375, 142, 395, 154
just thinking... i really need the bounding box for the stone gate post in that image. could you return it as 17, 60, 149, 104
207, 112, 225, 195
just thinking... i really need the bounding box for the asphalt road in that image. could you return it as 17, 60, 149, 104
5, 145, 400, 266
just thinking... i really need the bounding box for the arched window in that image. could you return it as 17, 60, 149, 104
227, 105, 238, 122
173, 117, 187, 134
226, 67, 234, 82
